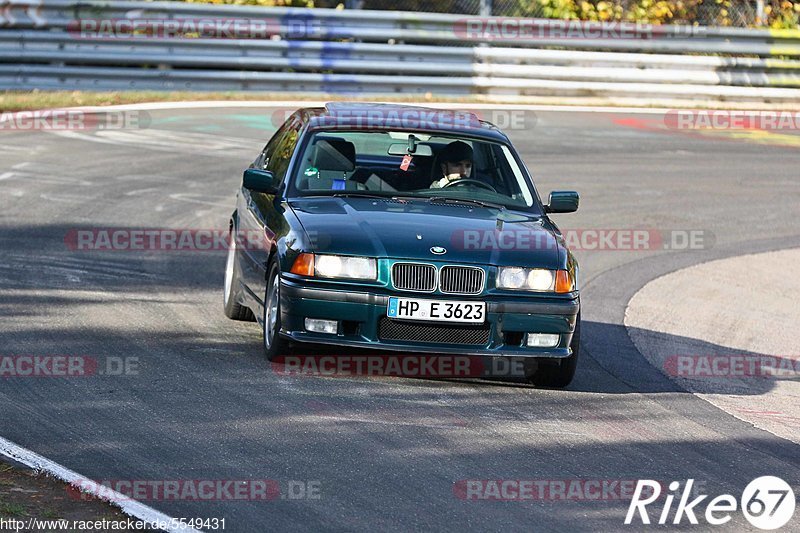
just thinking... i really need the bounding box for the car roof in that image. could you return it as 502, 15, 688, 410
298, 102, 510, 143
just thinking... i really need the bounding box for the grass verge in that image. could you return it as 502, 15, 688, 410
0, 459, 128, 524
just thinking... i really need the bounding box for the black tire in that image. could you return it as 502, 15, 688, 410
263, 259, 289, 362
527, 312, 581, 388
223, 230, 255, 321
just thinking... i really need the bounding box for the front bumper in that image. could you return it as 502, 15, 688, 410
279, 276, 580, 358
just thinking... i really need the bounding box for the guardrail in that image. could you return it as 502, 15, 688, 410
1, 0, 800, 103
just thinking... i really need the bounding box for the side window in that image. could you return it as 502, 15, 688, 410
259, 114, 302, 181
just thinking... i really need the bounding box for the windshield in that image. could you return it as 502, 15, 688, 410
291, 130, 540, 211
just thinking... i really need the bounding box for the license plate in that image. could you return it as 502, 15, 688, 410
387, 297, 486, 324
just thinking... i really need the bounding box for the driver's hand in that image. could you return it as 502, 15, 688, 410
433, 173, 464, 188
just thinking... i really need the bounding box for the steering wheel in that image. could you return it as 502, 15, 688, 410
442, 178, 497, 193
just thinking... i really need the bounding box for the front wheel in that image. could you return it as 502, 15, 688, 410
526, 312, 580, 388
263, 259, 289, 361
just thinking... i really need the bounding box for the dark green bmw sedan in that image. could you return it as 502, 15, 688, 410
224, 103, 581, 387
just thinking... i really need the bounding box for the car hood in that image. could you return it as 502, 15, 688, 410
288, 197, 562, 268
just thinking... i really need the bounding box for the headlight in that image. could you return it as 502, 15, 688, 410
527, 269, 555, 291
497, 267, 573, 292
293, 254, 376, 280
497, 267, 528, 289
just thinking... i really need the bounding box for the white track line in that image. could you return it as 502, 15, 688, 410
0, 436, 202, 532
40, 100, 676, 114
32, 99, 798, 116
39, 100, 800, 115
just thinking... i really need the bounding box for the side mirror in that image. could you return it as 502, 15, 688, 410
243, 168, 280, 194
545, 191, 579, 213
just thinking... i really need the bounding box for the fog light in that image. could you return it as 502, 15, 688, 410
305, 318, 338, 334
526, 333, 559, 348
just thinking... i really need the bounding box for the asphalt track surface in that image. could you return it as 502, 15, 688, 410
1, 105, 799, 531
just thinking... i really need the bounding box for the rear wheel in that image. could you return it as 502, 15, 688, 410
223, 231, 254, 321
263, 259, 289, 362
526, 312, 581, 388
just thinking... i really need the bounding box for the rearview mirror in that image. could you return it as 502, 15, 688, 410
545, 191, 579, 213
243, 168, 280, 194
387, 143, 433, 157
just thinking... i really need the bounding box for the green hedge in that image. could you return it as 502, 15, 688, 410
175, 0, 800, 28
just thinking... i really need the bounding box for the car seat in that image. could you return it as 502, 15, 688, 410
300, 138, 365, 191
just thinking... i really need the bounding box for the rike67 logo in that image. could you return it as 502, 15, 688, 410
626, 477, 796, 530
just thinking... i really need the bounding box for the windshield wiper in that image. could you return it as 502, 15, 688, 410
429, 196, 506, 210
328, 192, 504, 209
330, 192, 387, 199
332, 192, 424, 202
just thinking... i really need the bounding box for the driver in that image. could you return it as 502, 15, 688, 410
431, 140, 473, 189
